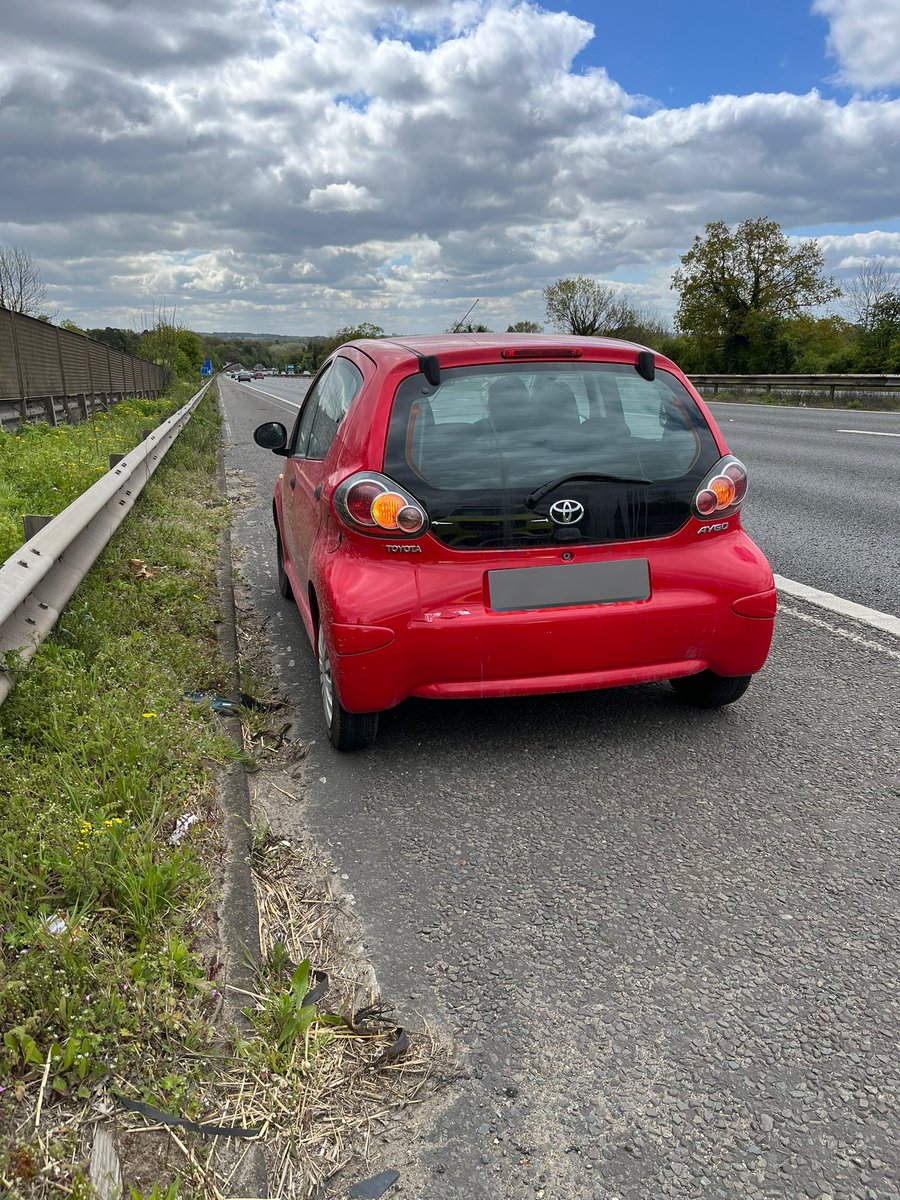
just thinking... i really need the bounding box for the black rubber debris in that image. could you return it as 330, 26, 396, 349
347, 1169, 400, 1198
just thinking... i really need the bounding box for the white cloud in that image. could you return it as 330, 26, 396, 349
307, 182, 381, 212
816, 230, 900, 270
0, 1, 898, 333
813, 0, 900, 90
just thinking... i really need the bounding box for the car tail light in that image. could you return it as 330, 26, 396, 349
334, 472, 428, 536
692, 456, 748, 520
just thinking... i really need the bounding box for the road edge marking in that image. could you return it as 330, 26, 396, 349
775, 575, 900, 638
836, 429, 900, 437
779, 605, 900, 662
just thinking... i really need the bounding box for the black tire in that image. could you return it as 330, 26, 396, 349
276, 528, 292, 599
317, 625, 378, 750
670, 670, 752, 708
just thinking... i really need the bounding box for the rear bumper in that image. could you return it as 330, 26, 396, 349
317, 530, 776, 712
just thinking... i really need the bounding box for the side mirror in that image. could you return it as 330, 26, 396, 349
253, 422, 289, 454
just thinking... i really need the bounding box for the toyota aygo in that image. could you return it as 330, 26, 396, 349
253, 334, 775, 749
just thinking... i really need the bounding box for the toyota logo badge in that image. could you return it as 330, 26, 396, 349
548, 498, 585, 525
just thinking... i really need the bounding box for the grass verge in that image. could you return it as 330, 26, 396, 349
0, 384, 442, 1198
697, 387, 900, 411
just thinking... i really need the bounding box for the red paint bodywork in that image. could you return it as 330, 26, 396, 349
272, 335, 775, 713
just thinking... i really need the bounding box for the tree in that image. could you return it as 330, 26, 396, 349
671, 218, 840, 372
0, 244, 49, 316
843, 259, 899, 332
316, 323, 386, 365
507, 320, 543, 333
446, 322, 493, 333
543, 277, 638, 337
87, 326, 141, 356
611, 306, 671, 347
852, 291, 900, 372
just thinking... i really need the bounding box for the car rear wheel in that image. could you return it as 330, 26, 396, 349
317, 625, 378, 750
275, 529, 292, 599
670, 670, 752, 708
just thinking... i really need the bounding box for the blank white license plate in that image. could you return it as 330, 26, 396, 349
488, 559, 650, 612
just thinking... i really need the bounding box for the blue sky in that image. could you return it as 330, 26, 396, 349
556, 1, 843, 104
1, 0, 899, 332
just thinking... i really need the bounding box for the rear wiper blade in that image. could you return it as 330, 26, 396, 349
524, 471, 652, 510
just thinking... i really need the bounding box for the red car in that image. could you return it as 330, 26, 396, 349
254, 334, 775, 749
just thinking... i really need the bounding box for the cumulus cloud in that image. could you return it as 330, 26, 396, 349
813, 0, 900, 90
0, 0, 898, 332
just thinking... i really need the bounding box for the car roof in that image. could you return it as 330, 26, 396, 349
359, 332, 649, 352
338, 332, 667, 374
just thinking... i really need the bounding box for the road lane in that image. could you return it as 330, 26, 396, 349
222, 378, 900, 1200
707, 401, 900, 613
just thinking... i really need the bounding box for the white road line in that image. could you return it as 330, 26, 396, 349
245, 384, 301, 409
836, 429, 900, 437
779, 605, 900, 662
775, 575, 900, 639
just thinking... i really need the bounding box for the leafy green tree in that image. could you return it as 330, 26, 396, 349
507, 320, 543, 333
87, 327, 142, 355
852, 292, 900, 372
316, 323, 386, 365
543, 277, 637, 336
671, 218, 839, 372
176, 326, 204, 372
781, 315, 857, 373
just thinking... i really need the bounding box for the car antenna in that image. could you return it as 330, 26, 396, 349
451, 298, 480, 333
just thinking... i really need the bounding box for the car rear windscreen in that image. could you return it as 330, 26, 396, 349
384, 362, 721, 550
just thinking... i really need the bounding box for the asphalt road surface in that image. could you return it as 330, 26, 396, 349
223, 377, 899, 1200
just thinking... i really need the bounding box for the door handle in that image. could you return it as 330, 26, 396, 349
289, 476, 296, 490
314, 484, 323, 500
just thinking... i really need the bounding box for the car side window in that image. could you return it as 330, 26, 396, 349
305, 357, 364, 460
291, 364, 332, 457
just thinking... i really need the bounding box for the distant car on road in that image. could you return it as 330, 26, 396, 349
237, 371, 252, 382
253, 371, 264, 379
254, 334, 775, 749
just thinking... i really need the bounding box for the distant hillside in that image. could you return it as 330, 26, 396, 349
199, 331, 323, 342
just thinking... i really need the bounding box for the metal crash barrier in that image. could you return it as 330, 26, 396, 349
0, 381, 211, 706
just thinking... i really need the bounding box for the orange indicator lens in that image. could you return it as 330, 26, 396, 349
371, 491, 406, 529
708, 475, 735, 508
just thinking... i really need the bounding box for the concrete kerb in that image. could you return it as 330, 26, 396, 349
213, 445, 269, 1198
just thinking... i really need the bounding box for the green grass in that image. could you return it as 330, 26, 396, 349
0, 383, 239, 1195
0, 382, 199, 566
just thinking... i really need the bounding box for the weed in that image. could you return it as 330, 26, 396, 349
131, 1184, 180, 1200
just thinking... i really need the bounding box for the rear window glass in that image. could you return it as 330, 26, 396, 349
388, 363, 708, 489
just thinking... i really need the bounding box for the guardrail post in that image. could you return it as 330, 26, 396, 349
109, 454, 125, 469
